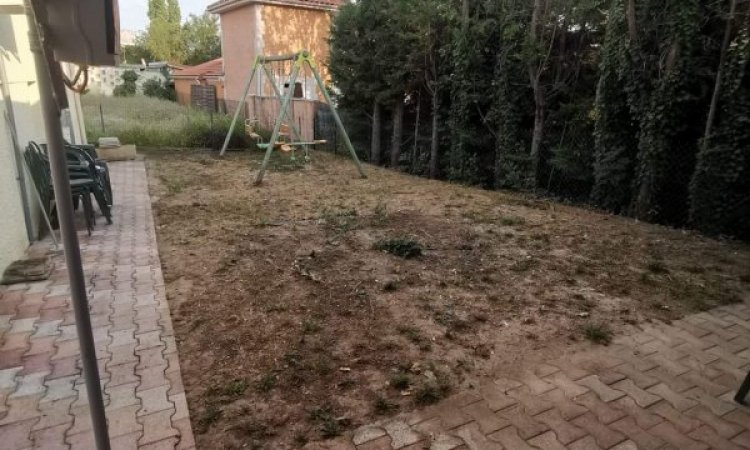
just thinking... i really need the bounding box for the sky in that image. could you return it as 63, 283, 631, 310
119, 0, 211, 32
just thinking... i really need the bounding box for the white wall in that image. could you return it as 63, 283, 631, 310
0, 10, 47, 273
0, 98, 30, 274
89, 65, 168, 96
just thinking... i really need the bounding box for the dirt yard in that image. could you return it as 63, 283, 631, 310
144, 149, 750, 449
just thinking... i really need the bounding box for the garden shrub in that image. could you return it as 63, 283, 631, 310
142, 78, 176, 101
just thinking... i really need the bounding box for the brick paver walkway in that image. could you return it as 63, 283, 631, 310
319, 301, 750, 450
0, 161, 194, 449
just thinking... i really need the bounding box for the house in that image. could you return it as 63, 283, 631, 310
172, 57, 225, 112
207, 0, 342, 138
0, 2, 87, 274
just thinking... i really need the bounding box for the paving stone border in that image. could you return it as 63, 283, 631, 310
0, 161, 194, 449
309, 301, 750, 450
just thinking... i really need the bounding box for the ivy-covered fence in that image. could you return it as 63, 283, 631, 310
328, 0, 750, 240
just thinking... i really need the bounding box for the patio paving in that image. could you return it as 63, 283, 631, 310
314, 300, 750, 450
0, 161, 194, 449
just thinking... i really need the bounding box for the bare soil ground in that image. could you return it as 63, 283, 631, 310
144, 149, 750, 449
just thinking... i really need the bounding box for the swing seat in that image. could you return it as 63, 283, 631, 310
256, 140, 328, 150
245, 119, 261, 138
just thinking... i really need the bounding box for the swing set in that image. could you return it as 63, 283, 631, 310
219, 50, 367, 184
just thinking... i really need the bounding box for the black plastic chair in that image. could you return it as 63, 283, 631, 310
25, 141, 98, 234
67, 142, 113, 207
64, 145, 112, 224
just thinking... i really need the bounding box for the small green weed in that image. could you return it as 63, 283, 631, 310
302, 319, 322, 334
500, 216, 526, 226
205, 378, 248, 399
398, 326, 421, 343
414, 379, 451, 405
511, 258, 538, 272
372, 201, 389, 226
309, 404, 341, 438
646, 259, 670, 274
256, 373, 276, 392
582, 322, 613, 345
389, 372, 411, 390
294, 433, 309, 446
374, 237, 423, 259
398, 326, 432, 351
197, 404, 222, 430
373, 395, 398, 415
283, 352, 303, 368
230, 419, 269, 440
312, 356, 333, 375
382, 279, 400, 291
160, 175, 186, 194
319, 207, 358, 233
320, 417, 341, 438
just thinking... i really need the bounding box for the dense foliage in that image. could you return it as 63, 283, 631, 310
122, 6, 220, 66
181, 13, 222, 66
329, 0, 750, 239
142, 78, 176, 101
146, 0, 183, 63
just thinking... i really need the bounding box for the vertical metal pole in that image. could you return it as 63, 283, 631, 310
255, 63, 300, 185
308, 61, 367, 178
99, 103, 105, 135
220, 58, 259, 156
24, 3, 111, 450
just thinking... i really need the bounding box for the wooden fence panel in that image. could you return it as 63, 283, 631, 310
245, 96, 319, 141
190, 85, 217, 112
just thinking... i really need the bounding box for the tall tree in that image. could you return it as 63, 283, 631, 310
329, 0, 390, 163
591, 0, 640, 211
146, 0, 183, 62
690, 9, 750, 238
702, 0, 737, 153
182, 13, 221, 65
390, 100, 404, 168
527, 0, 549, 187
631, 0, 703, 224
371, 102, 382, 164
122, 33, 154, 64
409, 0, 450, 178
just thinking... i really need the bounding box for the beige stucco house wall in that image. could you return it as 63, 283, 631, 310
0, 9, 45, 273
208, 0, 340, 111
0, 4, 87, 274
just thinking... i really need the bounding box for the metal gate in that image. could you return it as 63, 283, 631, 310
314, 103, 337, 153
191, 84, 217, 112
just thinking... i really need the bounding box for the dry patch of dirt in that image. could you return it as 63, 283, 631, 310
144, 149, 750, 449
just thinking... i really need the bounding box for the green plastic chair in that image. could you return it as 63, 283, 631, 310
64, 145, 112, 224
25, 142, 100, 234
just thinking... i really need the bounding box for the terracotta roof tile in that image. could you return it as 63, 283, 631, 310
208, 0, 342, 14
172, 58, 223, 78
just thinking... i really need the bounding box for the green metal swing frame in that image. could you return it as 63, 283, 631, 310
219, 50, 367, 184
